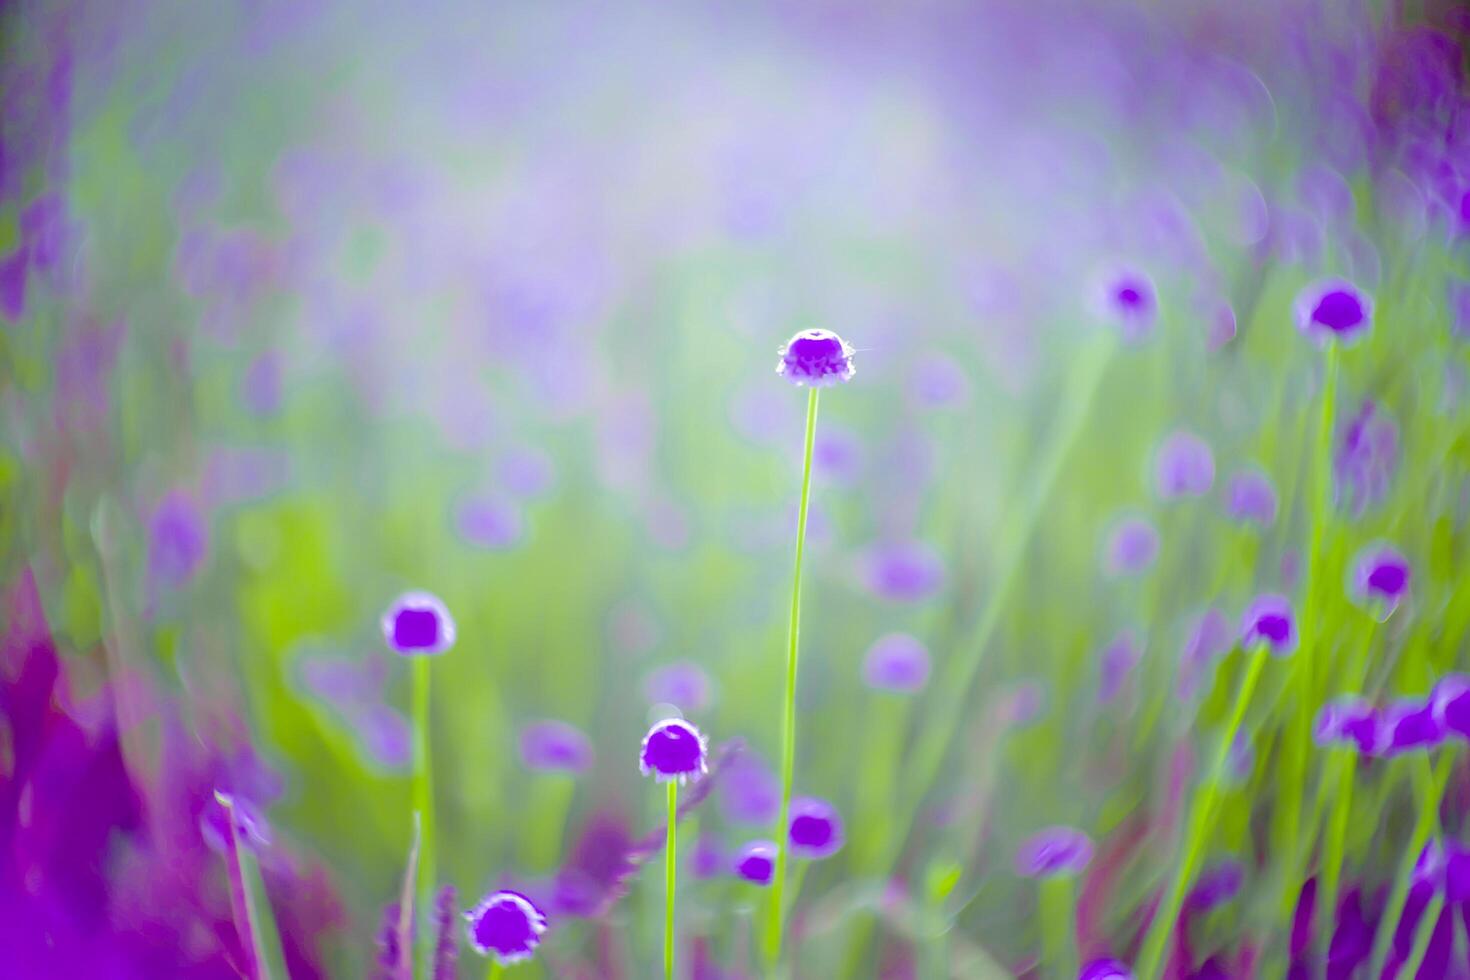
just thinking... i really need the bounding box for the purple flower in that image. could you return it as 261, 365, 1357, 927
1155, 430, 1215, 499
1100, 269, 1158, 343
380, 592, 456, 656
519, 721, 594, 774
1079, 958, 1135, 980
1187, 860, 1244, 911
433, 886, 458, 980
776, 329, 855, 387
908, 353, 971, 409
1376, 699, 1445, 757
733, 840, 777, 885
1448, 279, 1470, 341
1240, 594, 1296, 656
1015, 826, 1093, 878
644, 661, 714, 713
1335, 400, 1398, 515
464, 890, 547, 966
1294, 279, 1373, 346
455, 496, 524, 550
148, 490, 208, 593
1314, 697, 1379, 754
639, 718, 708, 784
1223, 469, 1278, 527
1432, 675, 1470, 740
1177, 608, 1231, 701
861, 541, 945, 602
788, 797, 844, 860
1103, 515, 1159, 577
1098, 630, 1141, 704
718, 751, 780, 825
691, 834, 725, 879
862, 633, 931, 694
1349, 544, 1410, 619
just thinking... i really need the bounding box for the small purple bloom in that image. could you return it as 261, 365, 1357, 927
519, 720, 594, 774
1098, 630, 1141, 704
776, 328, 855, 387
1349, 544, 1410, 619
1314, 697, 1379, 754
1187, 860, 1244, 911
1223, 468, 1278, 527
1079, 959, 1134, 980
456, 496, 524, 550
464, 890, 547, 966
861, 541, 945, 602
733, 840, 777, 885
862, 633, 931, 694
148, 490, 208, 592
1294, 278, 1373, 346
691, 834, 725, 879
1432, 675, 1470, 740
1103, 516, 1159, 577
788, 797, 844, 860
1015, 826, 1093, 878
1155, 430, 1215, 499
644, 661, 713, 713
1376, 699, 1445, 757
639, 718, 708, 784
1240, 594, 1296, 656
1100, 270, 1158, 343
718, 752, 780, 825
380, 592, 456, 656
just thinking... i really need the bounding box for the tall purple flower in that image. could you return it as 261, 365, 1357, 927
1349, 544, 1410, 620
776, 329, 855, 387
1103, 515, 1159, 577
1154, 430, 1215, 499
1223, 468, 1278, 527
464, 890, 547, 966
1015, 826, 1094, 877
639, 718, 708, 784
1294, 278, 1373, 346
1240, 594, 1296, 656
380, 592, 456, 656
519, 720, 594, 775
787, 797, 844, 860
733, 840, 777, 886
862, 633, 931, 694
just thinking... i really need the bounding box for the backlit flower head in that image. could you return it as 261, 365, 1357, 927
464, 890, 547, 965
1241, 594, 1296, 656
1154, 430, 1215, 499
519, 720, 594, 774
1350, 544, 1411, 620
1224, 468, 1278, 527
1079, 959, 1135, 980
1294, 278, 1373, 346
639, 718, 708, 784
1098, 269, 1158, 344
733, 840, 777, 885
1015, 826, 1093, 878
788, 796, 844, 860
776, 329, 855, 387
862, 633, 931, 694
380, 592, 456, 656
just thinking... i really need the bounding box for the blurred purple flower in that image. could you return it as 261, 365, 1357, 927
1100, 269, 1157, 343
861, 540, 945, 602
908, 352, 971, 409
718, 751, 780, 826
1448, 279, 1470, 341
1177, 608, 1231, 701
691, 834, 724, 880
1376, 699, 1445, 757
1223, 468, 1278, 527
776, 329, 855, 387
1349, 544, 1410, 620
1240, 594, 1296, 656
455, 495, 524, 550
1335, 400, 1398, 515
432, 886, 458, 980
1155, 430, 1215, 500
813, 426, 864, 487
1314, 697, 1379, 755
1015, 826, 1093, 877
0, 246, 27, 321
1187, 860, 1244, 912
1294, 279, 1373, 346
1433, 675, 1470, 740
644, 661, 713, 713
862, 633, 931, 694
639, 718, 708, 784
464, 890, 546, 966
520, 720, 594, 775
380, 592, 456, 656
1103, 515, 1158, 577
1079, 959, 1134, 980
788, 797, 844, 860
1206, 301, 1237, 352
242, 350, 283, 416
733, 840, 777, 886
499, 447, 557, 499
148, 489, 208, 593
1098, 630, 1140, 704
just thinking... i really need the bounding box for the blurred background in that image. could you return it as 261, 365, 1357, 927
4, 0, 1470, 976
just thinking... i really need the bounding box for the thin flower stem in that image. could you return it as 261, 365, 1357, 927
412, 656, 437, 978
765, 386, 819, 968
487, 961, 502, 980
1367, 751, 1454, 976
1040, 875, 1076, 979
666, 780, 679, 980
1136, 646, 1269, 978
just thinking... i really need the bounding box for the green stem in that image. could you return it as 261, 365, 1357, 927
667, 780, 679, 980
1401, 891, 1447, 980
1040, 875, 1077, 979
487, 961, 503, 980
765, 386, 819, 967
412, 656, 436, 978
1368, 752, 1453, 976
1136, 646, 1269, 978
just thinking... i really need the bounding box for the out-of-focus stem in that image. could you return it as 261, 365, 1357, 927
412, 656, 437, 978
1040, 874, 1077, 980
666, 780, 679, 980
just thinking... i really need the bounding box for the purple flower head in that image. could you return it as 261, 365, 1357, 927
380, 592, 456, 656
1240, 594, 1296, 656
1188, 860, 1244, 911
1103, 516, 1159, 577
1432, 675, 1470, 740
1314, 697, 1379, 754
1154, 430, 1215, 499
519, 720, 594, 774
788, 797, 844, 860
1294, 279, 1373, 346
776, 329, 855, 387
1375, 699, 1445, 757
862, 633, 931, 694
1015, 826, 1093, 878
456, 496, 524, 550
1099, 269, 1158, 343
1177, 608, 1231, 701
1079, 959, 1134, 980
1335, 400, 1398, 515
733, 840, 777, 885
1349, 544, 1410, 620
1224, 468, 1278, 527
691, 834, 725, 879
149, 490, 208, 592
464, 890, 547, 965
719, 751, 780, 825
644, 661, 713, 713
861, 541, 945, 602
639, 718, 708, 784
1098, 630, 1141, 704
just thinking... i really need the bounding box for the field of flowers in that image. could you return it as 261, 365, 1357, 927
4, 0, 1470, 977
